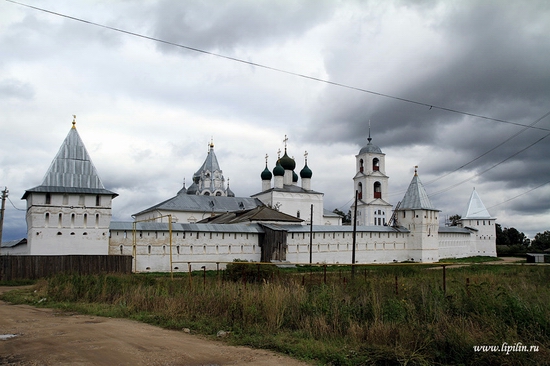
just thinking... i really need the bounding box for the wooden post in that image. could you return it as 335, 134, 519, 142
323, 264, 327, 284
442, 265, 446, 295
309, 204, 313, 264
352, 190, 358, 279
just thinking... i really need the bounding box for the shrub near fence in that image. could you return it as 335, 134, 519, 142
0, 255, 133, 281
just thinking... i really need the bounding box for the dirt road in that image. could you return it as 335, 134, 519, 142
0, 287, 309, 366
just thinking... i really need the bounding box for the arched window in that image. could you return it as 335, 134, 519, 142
373, 158, 380, 171
357, 183, 363, 200
359, 159, 364, 173
374, 182, 381, 198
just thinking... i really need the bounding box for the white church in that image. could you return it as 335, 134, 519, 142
7, 119, 497, 271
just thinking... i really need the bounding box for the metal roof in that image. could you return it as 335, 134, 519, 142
1, 238, 27, 248
438, 226, 473, 234
23, 125, 117, 198
134, 195, 262, 216
463, 188, 492, 219
251, 184, 323, 196
398, 174, 437, 211
110, 221, 265, 233
109, 221, 410, 234
266, 224, 410, 234
198, 206, 303, 224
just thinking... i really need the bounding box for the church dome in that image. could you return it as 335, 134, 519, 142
273, 160, 285, 176
300, 163, 312, 179
359, 137, 382, 154
292, 171, 299, 183
279, 151, 296, 170
261, 165, 273, 180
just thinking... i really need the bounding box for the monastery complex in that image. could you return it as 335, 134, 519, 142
6, 120, 497, 271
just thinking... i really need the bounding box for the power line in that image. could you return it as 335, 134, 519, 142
388, 110, 550, 198
7, 196, 26, 211
6, 0, 550, 133
428, 131, 550, 197
485, 179, 550, 212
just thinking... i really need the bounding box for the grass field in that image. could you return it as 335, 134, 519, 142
2, 262, 549, 365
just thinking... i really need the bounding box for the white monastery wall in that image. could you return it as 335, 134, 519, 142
26, 192, 112, 255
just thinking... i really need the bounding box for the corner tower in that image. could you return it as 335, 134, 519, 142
351, 130, 392, 226
22, 117, 117, 255
459, 188, 497, 256
395, 167, 439, 262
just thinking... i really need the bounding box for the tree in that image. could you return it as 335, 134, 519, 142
332, 209, 351, 225
448, 214, 461, 226
496, 224, 510, 246
531, 231, 550, 251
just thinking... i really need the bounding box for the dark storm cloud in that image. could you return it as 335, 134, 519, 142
305, 1, 550, 221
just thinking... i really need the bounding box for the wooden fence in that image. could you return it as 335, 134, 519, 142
0, 255, 133, 281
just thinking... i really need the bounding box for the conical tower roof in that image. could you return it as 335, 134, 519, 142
194, 141, 222, 177
23, 121, 117, 198
399, 170, 436, 210
463, 188, 492, 219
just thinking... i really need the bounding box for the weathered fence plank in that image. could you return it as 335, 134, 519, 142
0, 255, 132, 281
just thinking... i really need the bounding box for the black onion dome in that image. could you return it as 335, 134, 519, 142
279, 151, 296, 170
300, 163, 312, 179
292, 171, 299, 182
273, 160, 285, 176
261, 165, 273, 180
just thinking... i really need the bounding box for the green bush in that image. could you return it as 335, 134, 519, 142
225, 259, 278, 283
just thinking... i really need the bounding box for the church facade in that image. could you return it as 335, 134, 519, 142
11, 120, 497, 270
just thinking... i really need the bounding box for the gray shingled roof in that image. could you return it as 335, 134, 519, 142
398, 174, 437, 211
23, 125, 117, 198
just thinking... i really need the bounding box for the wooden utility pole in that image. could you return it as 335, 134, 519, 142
309, 204, 313, 264
351, 190, 358, 278
0, 187, 8, 254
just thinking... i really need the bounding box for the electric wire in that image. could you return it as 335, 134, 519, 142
6, 0, 550, 133
428, 131, 550, 197
7, 196, 25, 211
7, 0, 550, 219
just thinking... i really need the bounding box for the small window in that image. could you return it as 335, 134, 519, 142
45, 193, 51, 204
95, 195, 101, 206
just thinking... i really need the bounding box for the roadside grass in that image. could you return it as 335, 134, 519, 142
1, 264, 549, 365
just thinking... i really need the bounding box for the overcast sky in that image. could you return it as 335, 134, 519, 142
1, 0, 549, 241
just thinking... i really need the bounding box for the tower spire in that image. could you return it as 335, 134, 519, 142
367, 120, 372, 143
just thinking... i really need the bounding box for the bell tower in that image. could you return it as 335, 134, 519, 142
351, 125, 392, 226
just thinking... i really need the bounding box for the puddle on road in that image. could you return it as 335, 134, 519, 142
0, 334, 18, 340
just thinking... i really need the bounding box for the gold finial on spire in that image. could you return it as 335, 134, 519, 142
72, 115, 76, 129
209, 137, 214, 149
414, 165, 418, 176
